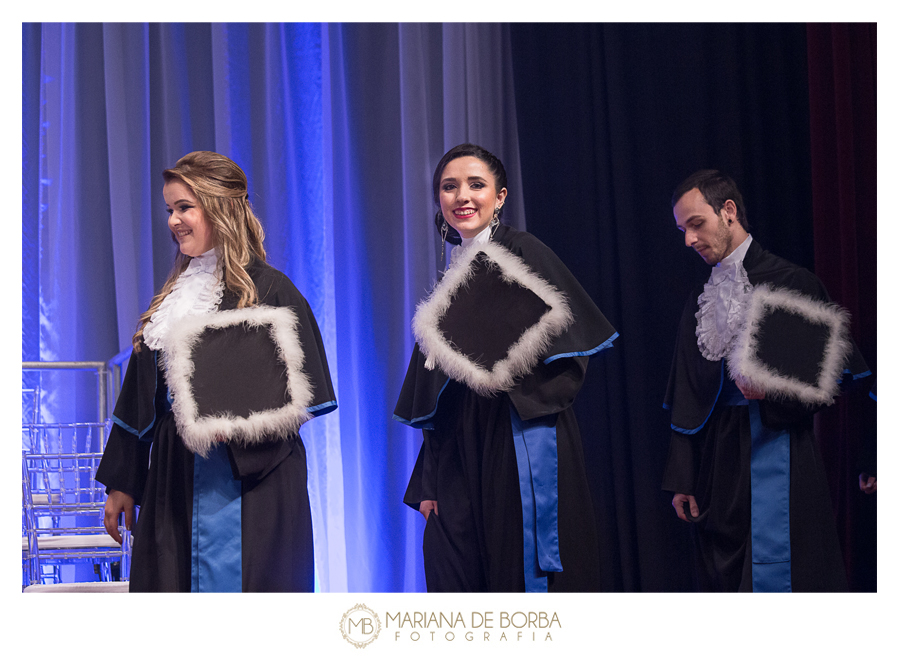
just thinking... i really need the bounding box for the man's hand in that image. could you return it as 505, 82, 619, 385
735, 377, 765, 400
859, 473, 877, 495
419, 500, 438, 521
103, 489, 135, 545
672, 493, 699, 522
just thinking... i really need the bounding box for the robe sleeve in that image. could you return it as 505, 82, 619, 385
660, 298, 713, 495
660, 293, 707, 496
857, 383, 877, 477
262, 269, 337, 415
506, 230, 617, 361
663, 289, 723, 433
504, 230, 616, 420
403, 430, 438, 511
95, 428, 152, 503
393, 344, 450, 429
95, 347, 156, 503
661, 430, 698, 495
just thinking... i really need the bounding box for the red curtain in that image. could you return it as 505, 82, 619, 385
807, 23, 877, 591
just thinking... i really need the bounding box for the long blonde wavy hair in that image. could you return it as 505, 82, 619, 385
132, 151, 267, 350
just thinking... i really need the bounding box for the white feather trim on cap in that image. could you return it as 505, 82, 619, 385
162, 305, 313, 457
727, 284, 852, 406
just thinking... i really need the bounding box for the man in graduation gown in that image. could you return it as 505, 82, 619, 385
96, 259, 336, 592
662, 170, 870, 592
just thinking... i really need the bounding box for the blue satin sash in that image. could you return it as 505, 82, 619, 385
509, 407, 562, 592
190, 444, 242, 592
748, 400, 791, 592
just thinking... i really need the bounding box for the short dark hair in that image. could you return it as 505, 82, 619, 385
672, 169, 749, 231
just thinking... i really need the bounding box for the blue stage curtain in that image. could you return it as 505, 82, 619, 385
22, 22, 524, 592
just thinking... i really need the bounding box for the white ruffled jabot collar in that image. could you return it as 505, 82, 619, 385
143, 248, 225, 351
185, 248, 219, 276
695, 235, 753, 361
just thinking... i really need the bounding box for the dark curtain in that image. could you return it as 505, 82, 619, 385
510, 23, 874, 591
806, 23, 877, 592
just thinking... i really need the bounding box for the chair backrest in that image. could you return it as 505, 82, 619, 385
22, 422, 108, 516
21, 421, 128, 586
21, 359, 128, 587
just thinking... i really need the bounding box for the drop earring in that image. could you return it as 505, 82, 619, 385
439, 213, 449, 263
490, 205, 502, 238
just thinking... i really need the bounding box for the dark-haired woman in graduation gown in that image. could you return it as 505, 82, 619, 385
395, 144, 617, 592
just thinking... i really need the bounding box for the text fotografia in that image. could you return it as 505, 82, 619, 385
387, 611, 561, 642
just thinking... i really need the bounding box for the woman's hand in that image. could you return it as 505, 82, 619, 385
419, 500, 438, 521
103, 490, 135, 545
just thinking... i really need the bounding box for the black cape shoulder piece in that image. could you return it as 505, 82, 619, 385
664, 240, 870, 433
101, 260, 336, 476
395, 224, 617, 427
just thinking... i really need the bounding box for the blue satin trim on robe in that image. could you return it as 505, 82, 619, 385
669, 360, 726, 434
113, 351, 160, 440
844, 368, 872, 381
111, 415, 143, 437
394, 376, 452, 430
748, 400, 792, 592
307, 399, 338, 416
509, 406, 562, 593
542, 331, 619, 364
190, 444, 242, 592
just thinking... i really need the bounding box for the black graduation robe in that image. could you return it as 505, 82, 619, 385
661, 239, 870, 592
95, 259, 336, 592
395, 224, 617, 592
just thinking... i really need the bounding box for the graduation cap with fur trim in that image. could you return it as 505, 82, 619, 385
412, 242, 574, 396
727, 284, 852, 406
162, 305, 314, 456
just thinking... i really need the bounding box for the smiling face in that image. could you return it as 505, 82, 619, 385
438, 156, 508, 239
164, 180, 216, 257
674, 187, 739, 266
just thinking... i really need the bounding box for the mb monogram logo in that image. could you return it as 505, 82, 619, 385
340, 603, 382, 648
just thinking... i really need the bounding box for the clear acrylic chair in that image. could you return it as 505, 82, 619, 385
21, 421, 132, 587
